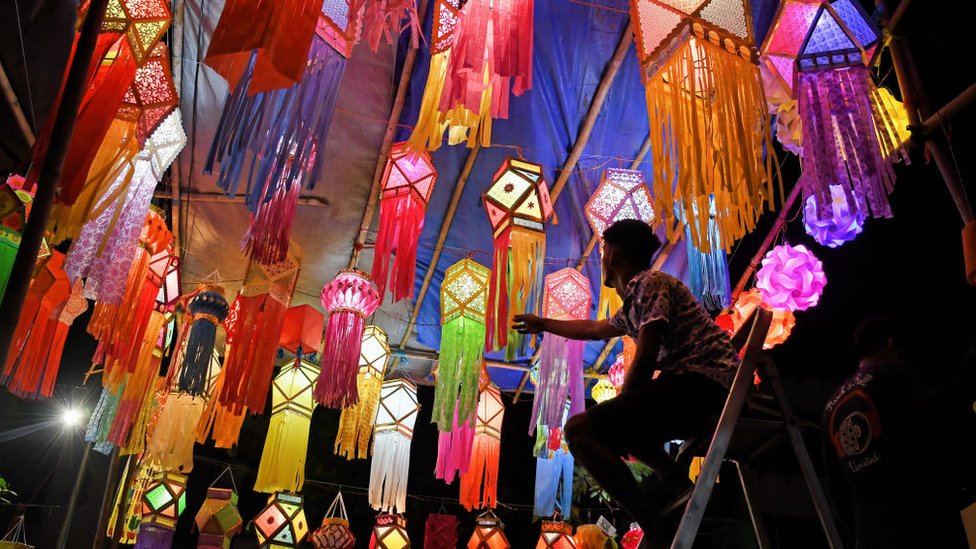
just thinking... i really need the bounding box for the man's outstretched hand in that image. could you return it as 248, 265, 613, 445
513, 314, 546, 335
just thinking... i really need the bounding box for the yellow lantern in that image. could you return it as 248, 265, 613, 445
335, 325, 391, 459
590, 378, 616, 403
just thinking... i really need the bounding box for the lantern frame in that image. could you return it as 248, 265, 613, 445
100, 0, 172, 64
360, 325, 391, 379
280, 304, 326, 354
194, 486, 243, 546
583, 168, 655, 237
254, 492, 309, 548
467, 511, 510, 549
321, 269, 381, 318
441, 259, 491, 325
536, 520, 577, 549
140, 471, 187, 530
371, 513, 411, 548
374, 379, 420, 438
483, 158, 553, 236
380, 143, 437, 203
117, 43, 179, 142
475, 385, 504, 439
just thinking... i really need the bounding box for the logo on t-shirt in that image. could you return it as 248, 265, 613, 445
828, 389, 883, 461
838, 411, 872, 456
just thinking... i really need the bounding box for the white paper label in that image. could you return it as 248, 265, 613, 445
597, 515, 617, 537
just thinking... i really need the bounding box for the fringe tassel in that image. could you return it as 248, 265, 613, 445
254, 357, 317, 494
107, 313, 169, 448
486, 227, 545, 357
682, 198, 731, 310
198, 361, 247, 448
219, 295, 290, 413
368, 431, 413, 513
85, 387, 121, 455
406, 51, 452, 152
315, 312, 367, 408
534, 451, 574, 517
530, 335, 584, 434
177, 318, 218, 396
434, 404, 474, 483
371, 191, 426, 303
460, 435, 500, 510
596, 284, 622, 321
147, 394, 205, 473
432, 316, 485, 430
242, 182, 301, 265
363, 0, 420, 53
334, 372, 384, 459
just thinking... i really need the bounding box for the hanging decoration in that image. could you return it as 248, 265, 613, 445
311, 492, 355, 549
590, 378, 616, 403
176, 288, 229, 396
372, 142, 437, 303
803, 184, 866, 248
680, 196, 732, 310
574, 525, 616, 549
406, 0, 462, 151
755, 244, 826, 312
630, 0, 776, 252
254, 492, 310, 548
483, 158, 554, 358
146, 392, 206, 473
467, 511, 510, 549
620, 524, 644, 549
536, 520, 578, 549
369, 379, 420, 513
280, 304, 326, 354
583, 168, 655, 318
316, 270, 381, 408
434, 401, 475, 483
607, 357, 625, 390
107, 459, 159, 544
335, 325, 391, 460
535, 403, 574, 518
197, 350, 247, 449
0, 178, 31, 301
351, 0, 421, 53
369, 514, 411, 549
134, 471, 187, 549
254, 355, 320, 494
460, 384, 504, 511
532, 268, 590, 433
194, 487, 243, 549
716, 289, 796, 349
424, 513, 459, 549
433, 258, 490, 431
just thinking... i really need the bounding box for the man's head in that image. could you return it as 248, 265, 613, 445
601, 219, 661, 286
854, 315, 901, 363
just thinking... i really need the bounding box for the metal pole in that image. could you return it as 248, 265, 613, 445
92, 448, 121, 549
108, 456, 137, 549
57, 442, 93, 549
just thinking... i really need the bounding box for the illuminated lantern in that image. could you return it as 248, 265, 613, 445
630, 0, 775, 252
0, 178, 30, 301
590, 378, 616, 404
583, 168, 655, 318
254, 492, 309, 548
574, 524, 613, 549
460, 385, 505, 510
311, 492, 355, 549
101, 0, 172, 65
424, 513, 459, 549
803, 184, 865, 248
194, 487, 243, 549
315, 270, 381, 408
107, 461, 158, 544
718, 289, 796, 349
368, 514, 410, 549
536, 521, 577, 549
433, 258, 490, 430
177, 287, 230, 396
134, 471, 187, 549
532, 268, 590, 433
118, 43, 179, 144
681, 196, 732, 310
335, 326, 391, 459
369, 380, 419, 512
434, 401, 474, 483
607, 357, 625, 389
467, 511, 510, 549
405, 0, 463, 151
280, 304, 326, 354
755, 244, 826, 312
254, 356, 320, 494
620, 523, 644, 549
372, 142, 437, 303
483, 158, 554, 358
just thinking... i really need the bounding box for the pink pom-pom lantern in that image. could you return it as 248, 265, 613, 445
803, 185, 865, 248
756, 244, 826, 311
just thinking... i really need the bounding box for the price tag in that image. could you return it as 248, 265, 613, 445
597, 515, 617, 537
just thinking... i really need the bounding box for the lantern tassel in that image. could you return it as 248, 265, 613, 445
486, 226, 545, 357
369, 431, 412, 513
530, 335, 584, 434
198, 367, 247, 448
596, 284, 622, 321
314, 311, 367, 408
435, 405, 474, 483
335, 371, 384, 459
534, 451, 574, 517
242, 182, 301, 266
178, 316, 220, 396
460, 432, 500, 510
372, 190, 426, 303
147, 393, 206, 472
363, 0, 420, 53
432, 316, 484, 430
406, 51, 451, 152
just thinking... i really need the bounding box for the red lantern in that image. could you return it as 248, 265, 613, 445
279, 304, 326, 354
424, 513, 458, 549
117, 43, 179, 144
536, 521, 577, 549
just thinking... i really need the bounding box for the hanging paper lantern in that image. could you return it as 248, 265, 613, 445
368, 514, 410, 549
681, 195, 732, 310
372, 142, 437, 303
434, 401, 475, 483
254, 492, 309, 548
0, 178, 30, 301
280, 304, 326, 354
803, 184, 866, 248
630, 0, 775, 252
483, 158, 554, 358
146, 392, 206, 472
620, 523, 644, 549
315, 270, 381, 408
607, 357, 625, 389
460, 384, 505, 511
405, 0, 462, 151
134, 471, 187, 549
194, 487, 243, 549
574, 524, 613, 549
532, 268, 590, 433
536, 521, 577, 549
590, 378, 616, 404
755, 244, 826, 312
117, 42, 179, 144
369, 380, 420, 513
335, 325, 391, 460
433, 258, 490, 431
311, 492, 355, 549
316, 0, 361, 57
467, 511, 510, 549
100, 0, 172, 64
424, 513, 458, 549
351, 0, 420, 53
177, 287, 230, 396
718, 289, 796, 349
254, 356, 320, 494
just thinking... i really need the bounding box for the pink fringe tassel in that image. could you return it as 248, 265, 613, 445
435, 405, 475, 483
371, 192, 426, 303
314, 311, 366, 408
243, 183, 300, 265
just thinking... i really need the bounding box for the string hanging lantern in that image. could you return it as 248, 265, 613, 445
716, 289, 796, 349
467, 511, 510, 549
369, 380, 420, 513
583, 168, 655, 318
460, 384, 505, 511
369, 514, 411, 549
405, 0, 462, 151
177, 288, 230, 396
254, 492, 309, 548
100, 0, 172, 65
424, 513, 459, 549
755, 244, 826, 312
802, 184, 866, 248
194, 487, 243, 549
106, 460, 158, 544
0, 177, 31, 301
536, 520, 578, 549
335, 325, 391, 460
432, 258, 490, 431
311, 492, 355, 549
630, 0, 776, 252
372, 143, 437, 303
315, 270, 381, 408
280, 304, 326, 354
254, 355, 320, 494
680, 196, 732, 310
483, 158, 554, 358
134, 471, 187, 549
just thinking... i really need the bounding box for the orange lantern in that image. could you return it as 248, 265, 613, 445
536, 520, 577, 549
467, 511, 510, 549
279, 304, 326, 354
460, 385, 505, 510
717, 289, 796, 349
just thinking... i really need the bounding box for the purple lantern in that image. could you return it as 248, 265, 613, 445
756, 244, 826, 311
803, 184, 866, 247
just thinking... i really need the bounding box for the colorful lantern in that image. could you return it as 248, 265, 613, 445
536, 521, 577, 549
316, 0, 361, 57
424, 513, 458, 549
434, 401, 475, 483
755, 244, 827, 312
311, 492, 355, 549
681, 195, 732, 310
134, 471, 187, 549
335, 325, 391, 459
583, 168, 656, 318
146, 392, 206, 472
118, 42, 179, 144
483, 158, 554, 358
620, 523, 644, 549
460, 385, 505, 510
467, 511, 510, 549
101, 0, 172, 64
369, 380, 419, 513
254, 492, 309, 548
405, 0, 462, 151
372, 142, 437, 303
177, 287, 230, 396
607, 357, 625, 389
532, 268, 590, 433
717, 289, 796, 349
254, 356, 320, 494
630, 0, 775, 252
803, 184, 866, 247
433, 258, 490, 430
315, 270, 381, 408
280, 304, 326, 354
574, 524, 614, 549
535, 403, 574, 517
0, 178, 30, 301
107, 460, 158, 543
194, 487, 243, 549
590, 378, 616, 404
368, 514, 411, 549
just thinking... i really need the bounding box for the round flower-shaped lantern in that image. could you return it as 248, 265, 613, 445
756, 244, 826, 311
717, 289, 796, 349
803, 185, 865, 248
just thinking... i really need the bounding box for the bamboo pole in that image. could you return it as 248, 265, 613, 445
349, 0, 432, 270
0, 60, 35, 147
92, 448, 122, 549
108, 456, 137, 549
0, 0, 110, 366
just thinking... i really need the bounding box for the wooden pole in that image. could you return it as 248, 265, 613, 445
0, 60, 35, 147
349, 0, 432, 270
0, 0, 110, 366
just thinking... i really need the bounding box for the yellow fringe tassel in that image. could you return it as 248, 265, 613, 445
254, 359, 318, 494
334, 372, 383, 459
596, 284, 622, 321
504, 227, 546, 359
444, 65, 494, 149
197, 366, 247, 449
147, 393, 206, 473
406, 51, 452, 152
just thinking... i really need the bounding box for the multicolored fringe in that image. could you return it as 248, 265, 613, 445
486, 226, 546, 358
530, 335, 584, 434
432, 316, 485, 431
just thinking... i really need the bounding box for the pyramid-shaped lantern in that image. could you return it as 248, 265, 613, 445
536, 520, 577, 549
100, 0, 172, 65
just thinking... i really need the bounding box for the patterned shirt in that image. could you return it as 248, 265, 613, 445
609, 270, 738, 387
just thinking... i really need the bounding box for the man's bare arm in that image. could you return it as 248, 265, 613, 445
513, 314, 623, 341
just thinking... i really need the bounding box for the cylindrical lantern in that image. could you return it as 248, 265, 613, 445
134, 471, 187, 549
335, 325, 391, 460
311, 492, 355, 549
460, 385, 504, 510
315, 270, 381, 408
369, 380, 420, 513
755, 244, 827, 312
467, 511, 510, 549
424, 513, 458, 549
194, 487, 243, 549
178, 287, 230, 396
369, 514, 411, 549
254, 492, 309, 548
802, 184, 865, 248
536, 520, 577, 549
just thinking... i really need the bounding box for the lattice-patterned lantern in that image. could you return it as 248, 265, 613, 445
315, 270, 381, 408
467, 511, 510, 549
134, 472, 187, 549
369, 380, 419, 512
762, 0, 906, 223
483, 158, 554, 358
311, 492, 355, 549
405, 0, 462, 151
584, 168, 655, 318
433, 258, 490, 431
316, 0, 361, 58
460, 385, 504, 510
195, 487, 243, 549
607, 357, 625, 389
254, 493, 309, 548
372, 142, 437, 303
590, 378, 616, 403
368, 513, 411, 549
630, 0, 775, 253
756, 244, 826, 312
335, 325, 391, 459
532, 268, 590, 433
117, 43, 179, 144
536, 521, 577, 549
803, 184, 866, 248
100, 0, 172, 65
177, 286, 230, 396
152, 249, 181, 314
717, 289, 796, 349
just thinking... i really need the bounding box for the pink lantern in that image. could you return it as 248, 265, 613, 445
620, 523, 643, 549
607, 357, 625, 389
315, 270, 381, 408
803, 184, 865, 248
756, 244, 826, 312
